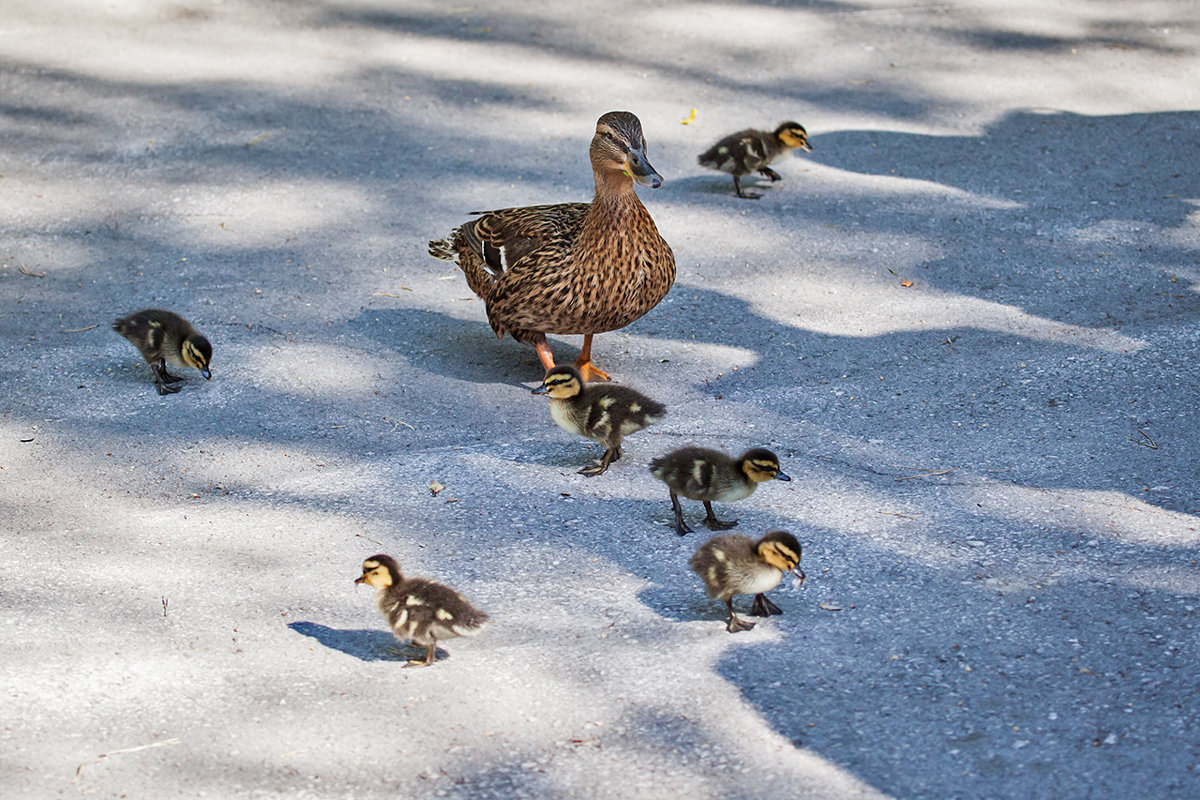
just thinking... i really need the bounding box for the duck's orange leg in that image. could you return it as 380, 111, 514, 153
533, 337, 556, 372
574, 334, 610, 382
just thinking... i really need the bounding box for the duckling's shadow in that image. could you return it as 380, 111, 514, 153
665, 173, 788, 201
289, 621, 448, 663
636, 584, 714, 624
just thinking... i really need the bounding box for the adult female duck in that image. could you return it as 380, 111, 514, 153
429, 111, 675, 381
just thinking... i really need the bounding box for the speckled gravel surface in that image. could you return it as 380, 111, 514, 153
2, 2, 1199, 798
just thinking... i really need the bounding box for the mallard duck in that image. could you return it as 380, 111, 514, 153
355, 554, 489, 667
698, 121, 812, 199
531, 364, 666, 476
690, 530, 805, 632
428, 111, 676, 382
649, 446, 791, 536
112, 309, 212, 395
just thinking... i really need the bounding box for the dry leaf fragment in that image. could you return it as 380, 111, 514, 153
818, 601, 843, 611
428, 480, 444, 496
900, 279, 914, 288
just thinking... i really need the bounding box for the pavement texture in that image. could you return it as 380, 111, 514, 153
2, 1, 1199, 798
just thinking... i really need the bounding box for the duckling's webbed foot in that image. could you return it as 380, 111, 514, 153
750, 593, 783, 617
702, 501, 738, 531
758, 167, 783, 182
579, 447, 618, 477
725, 600, 756, 633
733, 176, 761, 200
403, 641, 438, 667
151, 362, 183, 394
670, 491, 694, 536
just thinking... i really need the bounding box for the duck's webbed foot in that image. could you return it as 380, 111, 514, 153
403, 641, 438, 667
750, 593, 783, 617
726, 600, 757, 633
574, 334, 610, 382
671, 491, 694, 536
703, 501, 738, 531
758, 167, 782, 182
733, 176, 761, 200
579, 447, 618, 477
151, 363, 183, 394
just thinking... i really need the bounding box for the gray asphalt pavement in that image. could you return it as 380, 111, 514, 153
2, 2, 1198, 798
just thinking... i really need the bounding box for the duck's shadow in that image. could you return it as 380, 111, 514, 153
288, 621, 448, 664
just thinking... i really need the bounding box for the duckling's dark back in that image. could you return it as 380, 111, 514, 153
649, 446, 731, 493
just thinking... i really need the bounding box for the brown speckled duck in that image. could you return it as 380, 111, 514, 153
690, 530, 805, 632
649, 446, 791, 535
428, 111, 676, 382
112, 309, 212, 395
532, 364, 666, 476
355, 554, 489, 667
698, 121, 812, 199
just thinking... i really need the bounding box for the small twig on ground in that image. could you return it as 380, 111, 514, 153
384, 417, 415, 432
372, 289, 412, 297
878, 511, 921, 519
893, 465, 959, 481
74, 738, 181, 782
1127, 428, 1158, 449
161, 596, 169, 617
356, 532, 384, 546
62, 325, 99, 333
18, 265, 46, 277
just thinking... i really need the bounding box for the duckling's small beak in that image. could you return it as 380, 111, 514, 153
531, 384, 548, 395
775, 471, 792, 482
354, 575, 366, 585
791, 566, 806, 585
200, 366, 212, 380
799, 141, 813, 153
625, 147, 662, 189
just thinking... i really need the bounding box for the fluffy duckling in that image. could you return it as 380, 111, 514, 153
355, 554, 489, 667
649, 446, 791, 536
112, 309, 212, 395
532, 364, 666, 476
690, 530, 805, 632
698, 121, 812, 199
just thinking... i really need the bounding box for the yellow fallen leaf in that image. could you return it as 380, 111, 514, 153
900, 279, 915, 288
681, 108, 696, 125
428, 480, 444, 496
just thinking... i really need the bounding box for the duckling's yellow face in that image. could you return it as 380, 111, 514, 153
534, 366, 584, 399
741, 451, 791, 484
777, 125, 812, 153
758, 542, 806, 573
181, 335, 213, 380
592, 111, 662, 189
355, 559, 394, 590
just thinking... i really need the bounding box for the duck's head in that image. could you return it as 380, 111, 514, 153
756, 531, 805, 583
774, 121, 812, 153
182, 334, 213, 380
591, 111, 662, 189
356, 554, 401, 590
740, 448, 791, 483
531, 365, 585, 399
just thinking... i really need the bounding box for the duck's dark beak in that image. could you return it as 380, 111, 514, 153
531, 384, 548, 395
791, 566, 806, 585
626, 146, 662, 189
775, 471, 792, 482
200, 366, 212, 380
799, 141, 813, 153
354, 575, 365, 585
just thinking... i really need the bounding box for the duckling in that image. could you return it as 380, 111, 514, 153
698, 121, 812, 199
649, 446, 791, 536
690, 530, 805, 632
112, 309, 212, 395
355, 554, 489, 667
531, 364, 666, 476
